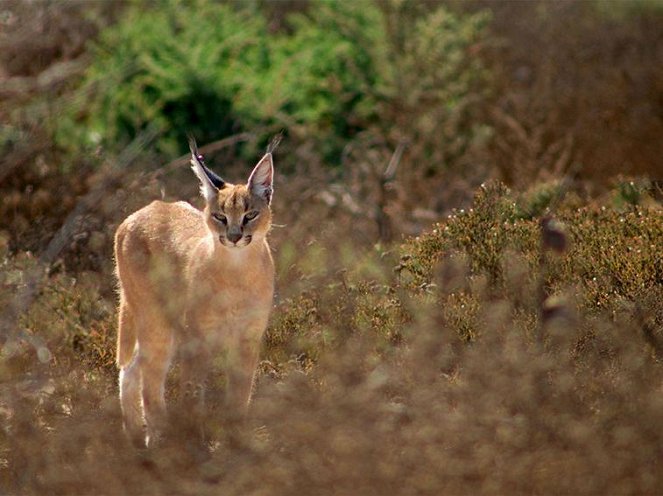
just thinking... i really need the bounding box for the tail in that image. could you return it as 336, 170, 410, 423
116, 298, 137, 368
115, 226, 137, 368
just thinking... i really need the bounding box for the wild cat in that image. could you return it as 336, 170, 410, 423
114, 138, 275, 447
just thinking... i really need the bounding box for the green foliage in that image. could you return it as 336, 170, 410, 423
400, 181, 663, 320
270, 2, 382, 162
371, 2, 492, 174
611, 178, 657, 210
58, 1, 270, 156
516, 180, 566, 219
400, 182, 525, 285
280, 0, 491, 168
57, 0, 490, 168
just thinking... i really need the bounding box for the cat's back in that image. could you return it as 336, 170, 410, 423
115, 200, 206, 263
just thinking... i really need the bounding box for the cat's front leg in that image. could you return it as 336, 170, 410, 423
225, 335, 262, 420
174, 334, 211, 446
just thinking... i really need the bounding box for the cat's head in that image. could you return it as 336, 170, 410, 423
189, 138, 273, 248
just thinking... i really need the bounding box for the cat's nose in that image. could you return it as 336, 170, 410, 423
227, 231, 242, 244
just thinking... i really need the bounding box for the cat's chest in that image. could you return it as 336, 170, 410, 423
190, 263, 272, 307
185, 281, 273, 340
187, 241, 271, 284
184, 254, 273, 334
208, 254, 273, 296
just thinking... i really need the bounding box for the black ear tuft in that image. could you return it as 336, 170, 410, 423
187, 135, 225, 190
266, 131, 283, 155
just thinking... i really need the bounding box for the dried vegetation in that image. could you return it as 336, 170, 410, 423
1, 1, 662, 495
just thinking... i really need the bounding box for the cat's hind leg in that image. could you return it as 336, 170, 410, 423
118, 300, 145, 447
138, 311, 175, 448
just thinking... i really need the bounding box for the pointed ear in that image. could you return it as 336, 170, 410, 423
188, 137, 225, 202
247, 153, 274, 204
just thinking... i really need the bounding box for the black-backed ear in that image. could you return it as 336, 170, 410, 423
247, 153, 274, 204
188, 136, 225, 202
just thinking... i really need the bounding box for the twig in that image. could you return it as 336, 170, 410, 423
376, 141, 407, 242
636, 303, 663, 361
151, 132, 256, 180
0, 57, 89, 99
383, 141, 407, 182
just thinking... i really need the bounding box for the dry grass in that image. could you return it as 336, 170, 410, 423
2, 2, 663, 494
2, 182, 662, 495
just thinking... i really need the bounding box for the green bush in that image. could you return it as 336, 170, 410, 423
58, 1, 270, 157
279, 1, 490, 166
400, 182, 663, 321
369, 2, 492, 175
270, 2, 381, 162
57, 0, 490, 168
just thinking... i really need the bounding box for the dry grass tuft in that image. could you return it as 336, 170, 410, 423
2, 183, 662, 495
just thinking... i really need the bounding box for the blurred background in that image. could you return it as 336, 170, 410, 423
2, 0, 661, 262
1, 1, 662, 494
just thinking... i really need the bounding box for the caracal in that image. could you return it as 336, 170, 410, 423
114, 138, 275, 447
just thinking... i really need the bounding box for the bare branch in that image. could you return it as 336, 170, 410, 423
383, 141, 407, 182
152, 132, 256, 180
0, 57, 88, 99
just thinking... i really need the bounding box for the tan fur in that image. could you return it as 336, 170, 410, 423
114, 148, 275, 447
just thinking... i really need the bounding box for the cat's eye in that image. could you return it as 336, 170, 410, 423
243, 211, 259, 224
212, 212, 227, 225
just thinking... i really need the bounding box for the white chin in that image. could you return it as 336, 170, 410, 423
220, 240, 249, 248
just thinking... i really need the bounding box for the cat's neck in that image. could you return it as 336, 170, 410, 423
204, 232, 267, 265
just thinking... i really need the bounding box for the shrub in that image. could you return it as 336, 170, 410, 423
278, 1, 491, 169
20, 269, 116, 375
400, 181, 663, 327
57, 1, 270, 157
369, 2, 492, 175
284, 1, 492, 174
269, 1, 382, 163
3, 182, 663, 494
57, 0, 491, 172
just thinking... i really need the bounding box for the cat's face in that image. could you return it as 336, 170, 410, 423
205, 183, 272, 248
190, 141, 274, 249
